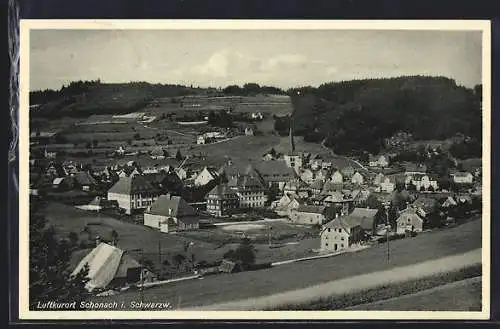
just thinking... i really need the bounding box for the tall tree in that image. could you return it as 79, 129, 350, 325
29, 197, 90, 310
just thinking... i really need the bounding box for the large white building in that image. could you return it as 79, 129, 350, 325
107, 175, 161, 215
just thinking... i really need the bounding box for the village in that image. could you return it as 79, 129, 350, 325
28, 94, 483, 300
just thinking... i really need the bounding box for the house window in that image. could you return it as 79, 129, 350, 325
341, 244, 344, 248
341, 237, 344, 241
325, 243, 328, 247
328, 228, 331, 232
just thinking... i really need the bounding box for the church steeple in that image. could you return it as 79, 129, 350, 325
289, 115, 295, 155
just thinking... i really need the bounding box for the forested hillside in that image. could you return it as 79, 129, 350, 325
282, 76, 482, 155
30, 80, 202, 118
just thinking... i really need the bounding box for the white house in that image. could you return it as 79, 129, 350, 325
452, 172, 474, 184
107, 175, 161, 215
197, 135, 206, 145
369, 155, 389, 168
289, 205, 327, 225
143, 194, 199, 233
300, 169, 315, 185
379, 177, 396, 193
331, 171, 343, 185
351, 172, 364, 185
194, 166, 220, 186
251, 112, 263, 120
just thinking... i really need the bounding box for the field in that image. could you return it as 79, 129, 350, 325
93, 217, 482, 308
40, 202, 321, 269
347, 276, 482, 311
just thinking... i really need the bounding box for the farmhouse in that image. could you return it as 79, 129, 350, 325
272, 193, 302, 217
255, 160, 295, 192
330, 171, 344, 184
441, 196, 458, 208
309, 179, 324, 196
71, 242, 148, 291
377, 177, 396, 193
451, 171, 474, 184
412, 196, 438, 218
197, 135, 207, 145
369, 154, 390, 168
403, 162, 427, 175
244, 127, 255, 136
206, 184, 240, 217
283, 178, 310, 196
350, 172, 364, 185
300, 169, 315, 185
194, 166, 220, 187
396, 207, 424, 234
289, 205, 327, 225
73, 171, 98, 191
150, 147, 166, 160
373, 173, 385, 186
320, 218, 363, 252
144, 194, 199, 233
320, 207, 377, 252
107, 175, 161, 215
52, 177, 72, 190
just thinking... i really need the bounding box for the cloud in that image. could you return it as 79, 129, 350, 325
192, 51, 231, 78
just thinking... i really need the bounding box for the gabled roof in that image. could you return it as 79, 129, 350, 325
324, 191, 344, 203
52, 177, 66, 185
412, 196, 438, 213
107, 175, 161, 195
295, 205, 326, 214
397, 207, 424, 222
452, 171, 473, 177
207, 184, 238, 198
74, 171, 98, 186
255, 160, 295, 181
147, 194, 197, 218
71, 242, 141, 291
333, 207, 378, 231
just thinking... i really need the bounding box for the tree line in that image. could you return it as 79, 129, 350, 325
281, 76, 481, 156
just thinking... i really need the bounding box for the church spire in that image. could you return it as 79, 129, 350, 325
289, 115, 295, 155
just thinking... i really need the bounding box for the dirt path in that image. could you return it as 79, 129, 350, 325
186, 248, 481, 310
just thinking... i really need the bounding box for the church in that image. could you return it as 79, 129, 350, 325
283, 116, 303, 173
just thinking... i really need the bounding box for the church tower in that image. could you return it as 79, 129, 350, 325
284, 114, 302, 173
289, 115, 295, 155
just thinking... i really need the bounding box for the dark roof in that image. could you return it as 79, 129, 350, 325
177, 216, 200, 225
74, 171, 98, 186
326, 207, 378, 231
147, 194, 197, 217
255, 160, 295, 181
295, 205, 326, 214
412, 196, 438, 213
107, 175, 161, 195
207, 184, 238, 198
403, 162, 427, 173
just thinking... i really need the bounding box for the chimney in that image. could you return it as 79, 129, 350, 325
95, 235, 101, 247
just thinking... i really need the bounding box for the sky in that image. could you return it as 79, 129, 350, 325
29, 29, 482, 91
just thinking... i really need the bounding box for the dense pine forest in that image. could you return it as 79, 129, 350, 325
281, 76, 482, 155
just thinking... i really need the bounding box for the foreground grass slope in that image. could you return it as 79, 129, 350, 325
94, 218, 481, 308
